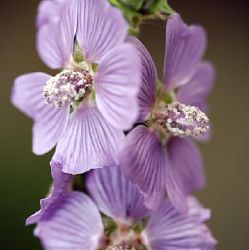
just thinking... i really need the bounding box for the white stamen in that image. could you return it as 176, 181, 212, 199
155, 102, 210, 137
43, 70, 93, 108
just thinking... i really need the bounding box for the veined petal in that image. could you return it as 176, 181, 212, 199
26, 161, 73, 225
53, 103, 124, 174
77, 0, 129, 63
120, 126, 166, 210
128, 36, 157, 122
37, 0, 78, 68
95, 44, 141, 130
33, 105, 69, 155
35, 192, 104, 250
86, 166, 149, 223
165, 137, 205, 212
11, 73, 69, 155
144, 196, 217, 250
36, 0, 65, 28
177, 62, 215, 113
164, 14, 206, 90
11, 72, 49, 119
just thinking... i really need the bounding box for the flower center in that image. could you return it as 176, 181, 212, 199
43, 69, 93, 108
154, 102, 209, 137
107, 242, 134, 250
98, 217, 147, 250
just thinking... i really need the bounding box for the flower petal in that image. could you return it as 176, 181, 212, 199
26, 161, 73, 225
35, 192, 104, 250
145, 196, 217, 250
127, 36, 157, 122
177, 62, 215, 113
33, 104, 69, 155
164, 14, 206, 90
37, 0, 78, 68
76, 0, 129, 62
36, 0, 65, 28
120, 126, 166, 210
11, 73, 69, 154
86, 166, 149, 223
165, 137, 206, 212
53, 104, 124, 174
177, 62, 215, 143
95, 43, 141, 130
11, 72, 50, 119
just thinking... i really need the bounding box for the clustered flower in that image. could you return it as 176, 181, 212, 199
11, 0, 217, 249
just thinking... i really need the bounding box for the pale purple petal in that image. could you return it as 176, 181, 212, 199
33, 104, 69, 155
11, 73, 69, 154
11, 72, 50, 119
53, 103, 124, 174
177, 62, 215, 113
145, 196, 217, 250
95, 44, 140, 130
164, 14, 206, 90
127, 36, 157, 122
77, 0, 129, 62
34, 192, 104, 250
26, 161, 73, 225
120, 126, 166, 210
37, 24, 64, 68
37, 0, 78, 68
86, 166, 149, 223
36, 0, 65, 28
165, 137, 205, 212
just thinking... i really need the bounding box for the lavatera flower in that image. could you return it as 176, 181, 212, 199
11, 0, 140, 174
119, 14, 215, 211
27, 163, 216, 250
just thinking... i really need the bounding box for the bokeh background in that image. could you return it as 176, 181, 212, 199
0, 0, 248, 249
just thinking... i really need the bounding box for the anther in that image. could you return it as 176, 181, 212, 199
107, 242, 135, 250
155, 102, 209, 137
43, 70, 93, 108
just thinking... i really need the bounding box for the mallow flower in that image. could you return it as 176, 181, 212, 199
11, 0, 140, 174
120, 14, 215, 211
27, 163, 216, 250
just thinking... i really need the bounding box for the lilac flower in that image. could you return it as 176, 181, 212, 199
11, 0, 140, 174
120, 14, 215, 211
28, 164, 216, 249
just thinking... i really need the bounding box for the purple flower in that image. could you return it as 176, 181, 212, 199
120, 14, 215, 211
28, 164, 216, 249
11, 0, 141, 174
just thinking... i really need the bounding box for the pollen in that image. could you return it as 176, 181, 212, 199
107, 242, 135, 250
43, 70, 93, 108
155, 102, 210, 137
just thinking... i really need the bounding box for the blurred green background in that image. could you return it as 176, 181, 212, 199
0, 0, 248, 249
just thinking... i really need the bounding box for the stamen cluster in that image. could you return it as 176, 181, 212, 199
99, 221, 146, 250
107, 242, 135, 250
155, 102, 209, 137
43, 70, 93, 108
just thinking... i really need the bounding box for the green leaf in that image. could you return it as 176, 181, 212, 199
109, 0, 174, 33
141, 0, 174, 15
119, 0, 144, 10
159, 0, 174, 15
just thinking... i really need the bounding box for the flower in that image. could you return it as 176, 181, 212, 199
28, 164, 216, 250
11, 0, 141, 174
119, 14, 215, 211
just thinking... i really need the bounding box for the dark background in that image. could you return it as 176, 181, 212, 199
0, 0, 248, 249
